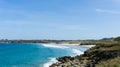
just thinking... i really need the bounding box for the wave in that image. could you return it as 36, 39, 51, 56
43, 58, 58, 67
43, 49, 84, 67
41, 43, 84, 56
72, 49, 84, 56
41, 44, 69, 49
42, 44, 84, 67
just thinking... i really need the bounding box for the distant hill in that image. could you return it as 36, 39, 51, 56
114, 36, 120, 42
100, 37, 114, 41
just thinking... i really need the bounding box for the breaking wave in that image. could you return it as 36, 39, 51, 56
41, 44, 69, 49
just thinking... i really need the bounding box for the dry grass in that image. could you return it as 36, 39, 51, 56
96, 57, 120, 67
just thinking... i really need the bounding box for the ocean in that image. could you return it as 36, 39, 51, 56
0, 43, 88, 67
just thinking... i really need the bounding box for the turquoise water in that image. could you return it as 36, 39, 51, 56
0, 43, 88, 67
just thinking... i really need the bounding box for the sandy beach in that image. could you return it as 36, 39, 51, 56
80, 45, 96, 48
40, 43, 96, 48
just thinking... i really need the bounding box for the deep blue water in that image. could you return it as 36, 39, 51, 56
0, 43, 88, 67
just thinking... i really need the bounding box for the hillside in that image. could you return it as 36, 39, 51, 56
50, 37, 120, 67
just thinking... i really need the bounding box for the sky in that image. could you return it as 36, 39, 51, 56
0, 0, 120, 40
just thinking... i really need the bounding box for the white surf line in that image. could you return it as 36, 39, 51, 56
72, 48, 84, 56
43, 58, 58, 67
41, 44, 69, 49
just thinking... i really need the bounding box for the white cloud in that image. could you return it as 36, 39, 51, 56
96, 9, 120, 14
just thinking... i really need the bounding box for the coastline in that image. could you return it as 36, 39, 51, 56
0, 43, 96, 67
50, 38, 120, 67
40, 43, 95, 48
79, 45, 96, 48
40, 43, 95, 67
49, 43, 95, 67
0, 42, 95, 49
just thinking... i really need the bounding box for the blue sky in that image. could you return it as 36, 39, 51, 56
0, 0, 120, 40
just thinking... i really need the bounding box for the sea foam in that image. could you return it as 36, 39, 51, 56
72, 49, 84, 56
41, 43, 84, 67
41, 44, 69, 49
43, 58, 58, 67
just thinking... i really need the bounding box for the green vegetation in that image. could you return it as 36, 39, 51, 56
96, 57, 120, 67
84, 42, 120, 67
50, 37, 120, 67
114, 36, 120, 42
0, 37, 114, 45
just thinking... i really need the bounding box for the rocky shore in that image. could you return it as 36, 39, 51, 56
50, 37, 120, 67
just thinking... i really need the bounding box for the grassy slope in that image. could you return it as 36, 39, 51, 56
96, 57, 120, 67
84, 42, 120, 67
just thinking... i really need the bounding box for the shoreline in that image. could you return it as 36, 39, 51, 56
39, 43, 96, 48
40, 43, 95, 67
0, 43, 96, 67
0, 43, 96, 48
79, 45, 96, 48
